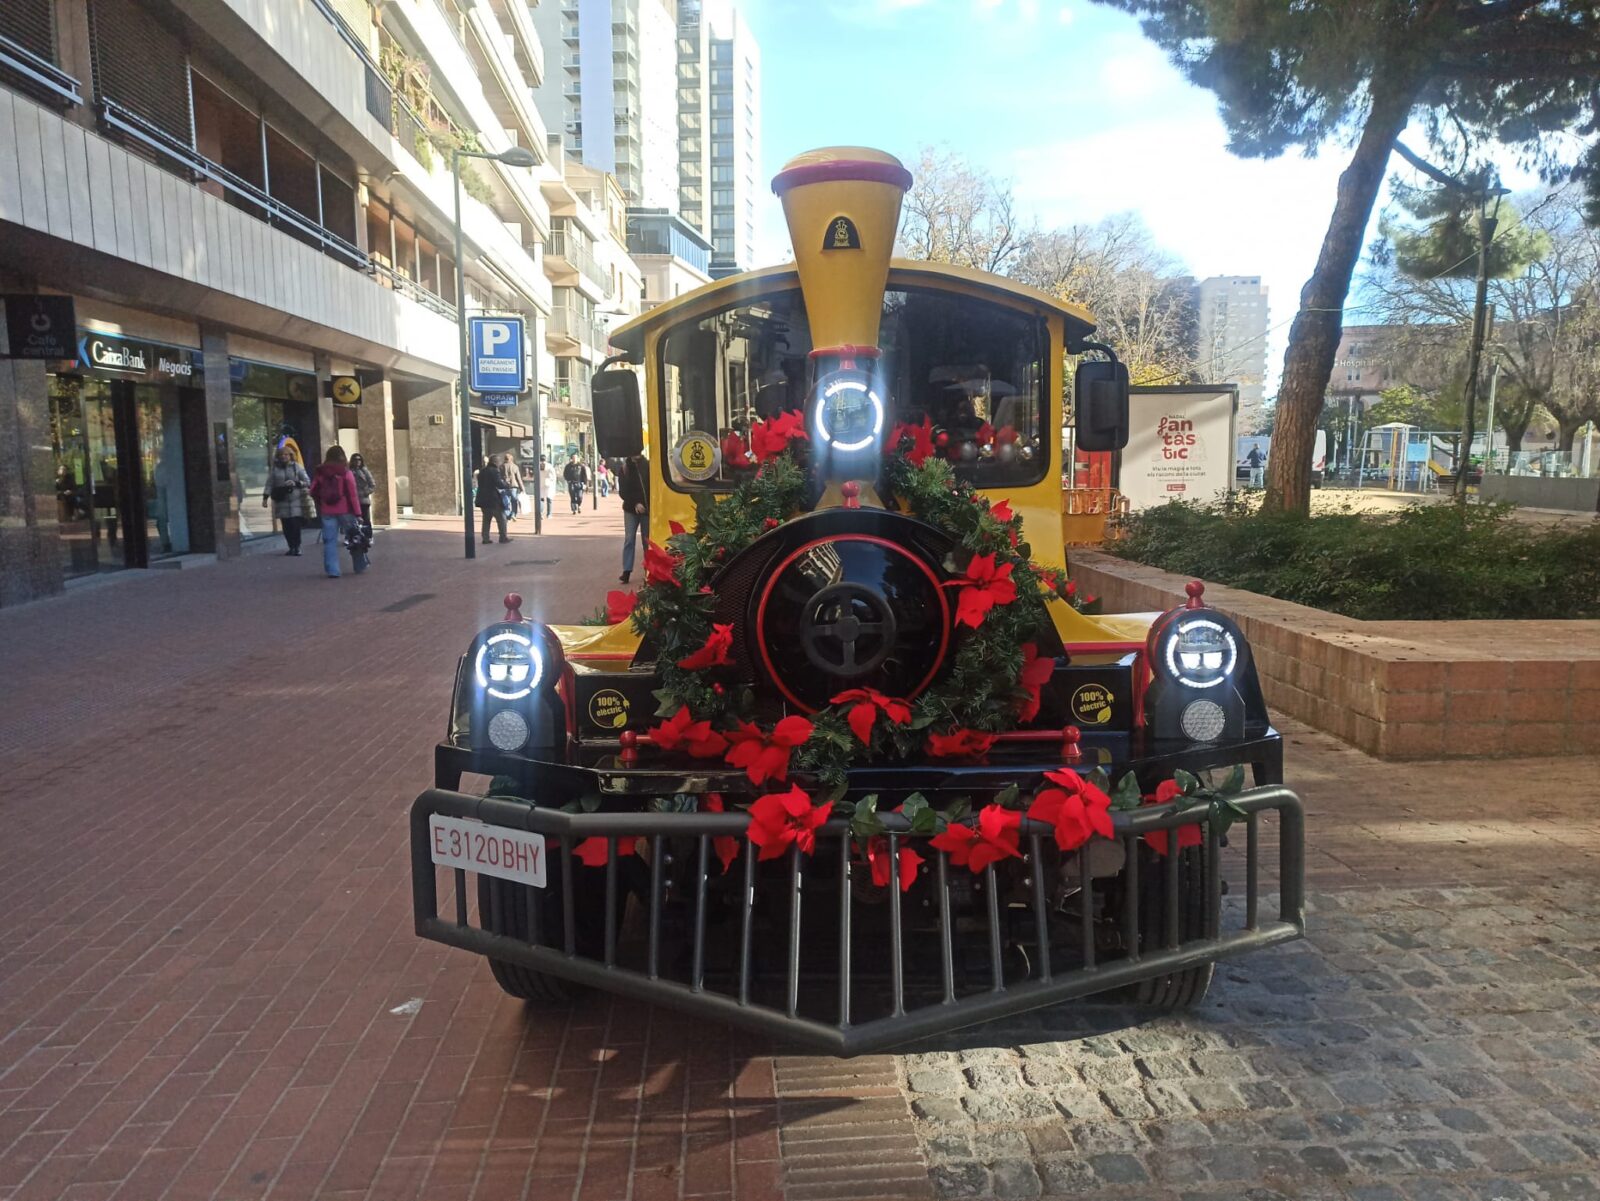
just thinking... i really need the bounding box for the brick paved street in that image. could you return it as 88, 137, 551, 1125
1, 510, 1598, 1201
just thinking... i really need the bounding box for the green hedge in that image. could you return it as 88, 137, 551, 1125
1106, 499, 1600, 621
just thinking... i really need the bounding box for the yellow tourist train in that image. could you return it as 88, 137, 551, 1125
410, 147, 1304, 1053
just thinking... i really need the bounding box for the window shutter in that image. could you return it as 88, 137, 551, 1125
88, 0, 192, 142
0, 0, 55, 62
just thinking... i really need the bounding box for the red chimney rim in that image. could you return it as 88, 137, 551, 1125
772, 159, 914, 196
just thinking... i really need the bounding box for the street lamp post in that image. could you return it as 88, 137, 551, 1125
452, 143, 539, 560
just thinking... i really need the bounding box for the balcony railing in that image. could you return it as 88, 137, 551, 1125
0, 33, 82, 107
367, 259, 458, 321
554, 375, 591, 409
549, 228, 610, 292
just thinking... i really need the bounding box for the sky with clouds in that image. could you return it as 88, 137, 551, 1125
730, 0, 1514, 394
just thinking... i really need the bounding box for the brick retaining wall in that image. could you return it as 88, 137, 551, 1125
1069, 550, 1600, 759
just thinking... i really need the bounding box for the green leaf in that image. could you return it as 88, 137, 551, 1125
942, 796, 972, 823
900, 793, 929, 820
1111, 772, 1143, 811
652, 688, 681, 718
1219, 764, 1246, 796
1086, 765, 1112, 795
849, 794, 886, 838
910, 806, 939, 835
1173, 769, 1202, 795
994, 783, 1022, 810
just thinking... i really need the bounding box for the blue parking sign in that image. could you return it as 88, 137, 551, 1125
468, 316, 526, 393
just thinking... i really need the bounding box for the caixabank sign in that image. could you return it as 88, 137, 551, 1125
72, 329, 205, 386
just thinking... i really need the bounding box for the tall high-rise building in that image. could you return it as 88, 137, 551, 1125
1196, 276, 1270, 430
532, 0, 679, 208
676, 1, 760, 276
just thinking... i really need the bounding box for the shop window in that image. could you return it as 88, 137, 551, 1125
191, 71, 264, 207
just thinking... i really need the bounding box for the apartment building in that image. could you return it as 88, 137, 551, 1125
625, 207, 711, 311
676, 0, 759, 276
1195, 275, 1269, 432
532, 0, 677, 209
0, 1, 665, 606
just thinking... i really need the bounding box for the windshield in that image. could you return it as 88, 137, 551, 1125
658, 287, 1049, 489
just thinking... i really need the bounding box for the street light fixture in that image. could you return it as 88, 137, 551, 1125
452, 143, 540, 559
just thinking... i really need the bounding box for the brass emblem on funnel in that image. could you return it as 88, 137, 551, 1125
823, 216, 861, 251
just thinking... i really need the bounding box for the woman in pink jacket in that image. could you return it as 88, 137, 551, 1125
308, 446, 365, 577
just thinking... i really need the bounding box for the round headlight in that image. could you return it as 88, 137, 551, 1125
487, 708, 531, 751
1164, 616, 1238, 689
1179, 698, 1227, 742
475, 630, 543, 700
814, 374, 884, 453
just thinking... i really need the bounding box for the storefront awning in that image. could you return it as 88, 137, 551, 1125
470, 408, 531, 439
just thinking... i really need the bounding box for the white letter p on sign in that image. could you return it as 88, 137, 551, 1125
483, 322, 511, 354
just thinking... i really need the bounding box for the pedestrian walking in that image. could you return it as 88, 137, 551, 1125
617, 452, 649, 584
262, 445, 311, 556
563, 454, 589, 515
597, 459, 611, 499
477, 456, 511, 544
499, 454, 525, 519
350, 453, 377, 538
1245, 444, 1265, 488
538, 454, 555, 520
308, 446, 366, 577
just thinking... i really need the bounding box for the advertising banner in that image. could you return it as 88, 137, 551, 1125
1120, 386, 1238, 511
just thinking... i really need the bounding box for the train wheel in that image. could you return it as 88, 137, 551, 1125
1130, 842, 1213, 1009
476, 871, 579, 1004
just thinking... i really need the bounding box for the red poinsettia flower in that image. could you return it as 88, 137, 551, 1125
995, 424, 1020, 445
929, 804, 1022, 873
974, 421, 995, 447
865, 836, 923, 892
677, 623, 735, 671
721, 430, 752, 469
572, 835, 639, 867
749, 410, 809, 463
644, 541, 682, 586
1144, 778, 1203, 857
1028, 769, 1114, 853
945, 552, 1017, 628
830, 687, 912, 745
989, 499, 1014, 523
926, 727, 996, 759
648, 705, 729, 758
746, 784, 833, 860
725, 715, 814, 785
668, 519, 687, 537
703, 793, 739, 874
606, 589, 638, 625
888, 415, 937, 467
1015, 642, 1056, 722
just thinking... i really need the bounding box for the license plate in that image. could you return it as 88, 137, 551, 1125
429, 814, 546, 888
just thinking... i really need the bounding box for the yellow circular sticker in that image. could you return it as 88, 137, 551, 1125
1071, 683, 1114, 726
673, 432, 720, 481
588, 688, 630, 730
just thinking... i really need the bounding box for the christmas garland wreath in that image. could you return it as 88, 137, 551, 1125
575, 412, 1245, 886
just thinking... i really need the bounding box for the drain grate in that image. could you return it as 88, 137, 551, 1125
381, 592, 436, 613
507, 559, 560, 566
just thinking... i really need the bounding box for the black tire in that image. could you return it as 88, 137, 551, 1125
476, 872, 579, 1004
1129, 842, 1214, 1009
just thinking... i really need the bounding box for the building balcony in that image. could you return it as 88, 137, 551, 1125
546, 227, 609, 295
563, 53, 582, 72
553, 374, 591, 411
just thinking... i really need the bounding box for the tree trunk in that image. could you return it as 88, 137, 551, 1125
1557, 419, 1583, 454
1502, 422, 1526, 453
1263, 83, 1419, 514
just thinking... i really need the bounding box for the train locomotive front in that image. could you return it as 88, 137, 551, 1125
410, 147, 1305, 1054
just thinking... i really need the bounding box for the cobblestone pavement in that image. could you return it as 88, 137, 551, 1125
1, 510, 1597, 1201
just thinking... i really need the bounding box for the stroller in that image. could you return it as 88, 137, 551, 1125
343, 517, 372, 572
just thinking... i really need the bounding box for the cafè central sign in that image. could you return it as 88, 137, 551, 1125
74, 329, 203, 385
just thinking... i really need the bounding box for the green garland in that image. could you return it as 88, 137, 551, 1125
628, 438, 1087, 788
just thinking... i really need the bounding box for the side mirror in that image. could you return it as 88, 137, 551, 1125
592, 369, 643, 459
1074, 359, 1130, 452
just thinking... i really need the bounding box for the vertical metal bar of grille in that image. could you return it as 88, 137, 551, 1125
738, 842, 755, 1005
1205, 823, 1222, 940
888, 835, 905, 1017
1245, 814, 1260, 930
690, 836, 709, 992
936, 852, 955, 1004
837, 836, 852, 1028
453, 867, 468, 926
562, 847, 576, 955
1028, 834, 1052, 982
786, 845, 804, 1019
1122, 835, 1140, 962
604, 840, 618, 967
985, 865, 1004, 993
647, 835, 664, 979
1164, 837, 1181, 951
1079, 845, 1095, 970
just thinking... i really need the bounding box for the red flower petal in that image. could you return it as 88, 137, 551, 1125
676, 623, 735, 670
845, 700, 877, 745
605, 589, 638, 626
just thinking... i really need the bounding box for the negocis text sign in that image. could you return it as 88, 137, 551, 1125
468, 316, 526, 394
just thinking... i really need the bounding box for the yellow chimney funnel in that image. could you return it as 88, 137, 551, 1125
772, 146, 913, 359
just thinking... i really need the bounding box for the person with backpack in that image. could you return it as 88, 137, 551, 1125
563, 454, 589, 515
262, 445, 311, 556
308, 446, 366, 577
477, 456, 511, 545
617, 453, 649, 584
350, 453, 377, 538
